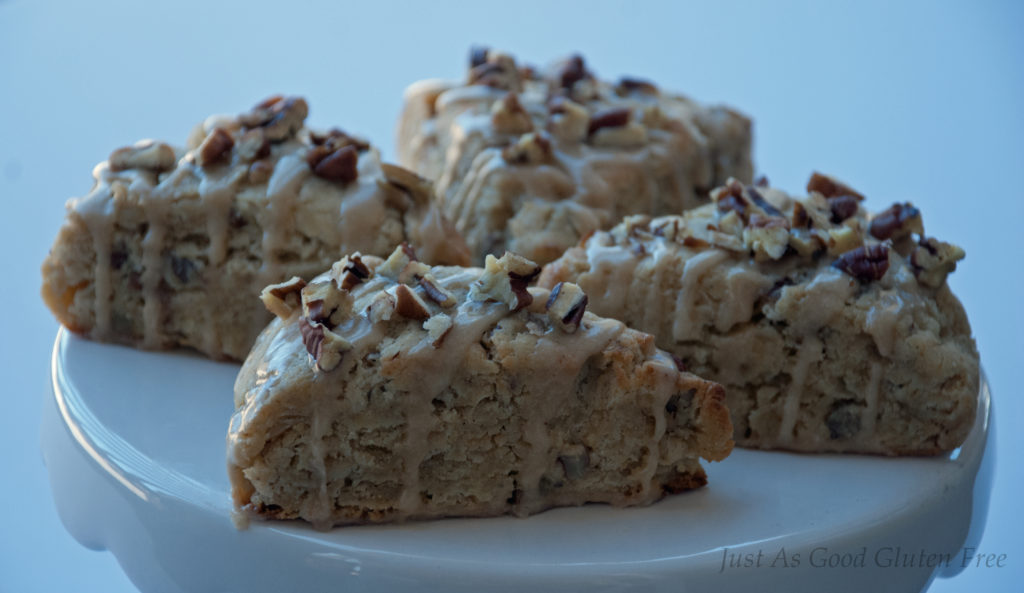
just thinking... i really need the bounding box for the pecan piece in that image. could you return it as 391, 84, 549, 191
587, 108, 631, 136
236, 128, 271, 162
828, 195, 860, 224
469, 45, 489, 69
394, 284, 430, 320
616, 77, 658, 95
309, 144, 359, 184
806, 171, 864, 201
501, 132, 552, 165
545, 282, 588, 333
911, 237, 965, 288
491, 92, 533, 135
714, 180, 749, 219
418, 275, 456, 307
197, 127, 235, 166
746, 186, 784, 217
423, 313, 454, 348
331, 254, 371, 291
239, 96, 308, 143
869, 202, 923, 240
557, 54, 587, 90
109, 141, 176, 173
260, 276, 307, 318
299, 318, 350, 372
832, 244, 890, 282
469, 252, 541, 311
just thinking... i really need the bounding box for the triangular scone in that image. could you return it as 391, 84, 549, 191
539, 174, 979, 455
229, 248, 732, 528
41, 96, 470, 360
397, 48, 752, 264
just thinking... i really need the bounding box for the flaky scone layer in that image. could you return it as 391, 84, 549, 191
229, 249, 732, 527
540, 174, 979, 455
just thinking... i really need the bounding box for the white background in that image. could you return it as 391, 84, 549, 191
1, 0, 1021, 591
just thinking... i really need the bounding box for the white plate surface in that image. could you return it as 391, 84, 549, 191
42, 330, 993, 593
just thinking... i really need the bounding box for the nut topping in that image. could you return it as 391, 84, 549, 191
828, 195, 860, 223
501, 132, 552, 165
616, 77, 658, 95
911, 237, 965, 288
247, 160, 273, 184
869, 202, 923, 240
468, 51, 521, 91
394, 284, 430, 320
380, 163, 433, 204
832, 244, 890, 282
546, 96, 589, 142
746, 186, 784, 217
308, 144, 359, 184
469, 45, 489, 69
423, 313, 453, 348
331, 254, 371, 291
236, 128, 271, 162
197, 127, 235, 167
469, 252, 541, 311
298, 318, 350, 372
587, 108, 631, 136
806, 171, 864, 201
491, 92, 534, 135
545, 282, 588, 333
109, 141, 177, 173
239, 96, 309, 143
260, 276, 307, 318
557, 54, 588, 90
418, 275, 456, 307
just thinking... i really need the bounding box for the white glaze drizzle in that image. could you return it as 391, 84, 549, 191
671, 249, 729, 342
778, 336, 823, 445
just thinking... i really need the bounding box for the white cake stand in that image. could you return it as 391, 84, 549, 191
41, 329, 993, 593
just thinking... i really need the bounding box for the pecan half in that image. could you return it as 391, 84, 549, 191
197, 127, 235, 167
545, 282, 588, 333
832, 244, 890, 282
869, 202, 923, 240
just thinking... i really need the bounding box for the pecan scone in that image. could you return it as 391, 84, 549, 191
539, 174, 979, 455
41, 97, 470, 360
397, 48, 753, 264
229, 248, 732, 527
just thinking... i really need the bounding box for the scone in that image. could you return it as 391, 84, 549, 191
228, 248, 733, 527
41, 96, 470, 361
397, 48, 753, 264
539, 174, 979, 455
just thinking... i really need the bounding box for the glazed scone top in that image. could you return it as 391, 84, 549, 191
231, 247, 732, 525
545, 173, 967, 354
397, 48, 752, 261
66, 96, 470, 345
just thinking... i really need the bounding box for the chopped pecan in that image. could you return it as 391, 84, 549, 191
423, 313, 454, 348
310, 128, 370, 152
792, 202, 810, 228
308, 144, 359, 184
380, 163, 433, 205
546, 97, 589, 142
545, 282, 588, 333
682, 236, 709, 249
832, 244, 890, 282
236, 128, 271, 162
826, 226, 863, 255
491, 92, 534, 134
616, 77, 658, 95
557, 54, 587, 89
468, 52, 521, 91
746, 186, 784, 217
260, 276, 307, 318
715, 180, 749, 219
299, 318, 350, 372
806, 171, 864, 201
828, 195, 860, 224
869, 202, 923, 240
501, 132, 552, 165
394, 284, 430, 320
197, 127, 235, 166
239, 96, 308, 143
109, 141, 177, 173
911, 237, 965, 288
418, 275, 456, 307
331, 254, 371, 291
587, 108, 631, 136
469, 252, 541, 311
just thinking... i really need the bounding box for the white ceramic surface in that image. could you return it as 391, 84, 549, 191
41, 329, 993, 593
